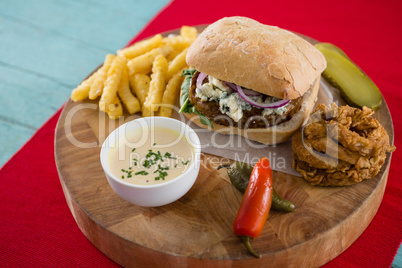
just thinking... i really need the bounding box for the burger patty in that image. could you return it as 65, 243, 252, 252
188, 71, 303, 128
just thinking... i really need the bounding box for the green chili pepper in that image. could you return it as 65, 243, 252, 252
218, 161, 295, 212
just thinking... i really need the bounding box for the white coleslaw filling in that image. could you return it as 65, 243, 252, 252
195, 75, 290, 122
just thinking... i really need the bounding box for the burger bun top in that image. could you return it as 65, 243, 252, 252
186, 16, 327, 99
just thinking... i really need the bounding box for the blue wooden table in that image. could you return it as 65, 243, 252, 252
0, 0, 169, 166
0, 1, 400, 266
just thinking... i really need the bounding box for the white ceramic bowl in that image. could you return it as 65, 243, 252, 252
100, 117, 201, 207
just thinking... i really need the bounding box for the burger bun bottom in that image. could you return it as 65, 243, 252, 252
183, 77, 320, 145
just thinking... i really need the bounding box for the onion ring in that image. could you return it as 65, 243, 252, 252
292, 103, 396, 186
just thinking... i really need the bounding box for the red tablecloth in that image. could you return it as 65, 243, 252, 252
1, 0, 401, 267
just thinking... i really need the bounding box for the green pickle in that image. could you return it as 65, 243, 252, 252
315, 42, 350, 60
218, 162, 295, 212
315, 43, 382, 110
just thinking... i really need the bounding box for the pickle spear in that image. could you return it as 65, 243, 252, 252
315, 44, 382, 110
315, 42, 350, 60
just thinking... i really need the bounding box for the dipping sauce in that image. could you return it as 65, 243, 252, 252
109, 126, 194, 185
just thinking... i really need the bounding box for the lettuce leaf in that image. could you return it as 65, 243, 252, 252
179, 69, 214, 128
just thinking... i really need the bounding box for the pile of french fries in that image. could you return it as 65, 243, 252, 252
70, 26, 197, 119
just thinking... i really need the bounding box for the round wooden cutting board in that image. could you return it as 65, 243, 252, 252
54, 27, 394, 267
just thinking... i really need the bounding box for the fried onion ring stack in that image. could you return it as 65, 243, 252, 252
292, 103, 396, 186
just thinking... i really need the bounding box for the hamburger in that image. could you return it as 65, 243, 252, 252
180, 17, 327, 145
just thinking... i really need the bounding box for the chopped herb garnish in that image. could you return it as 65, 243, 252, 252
153, 143, 156, 146
164, 152, 177, 159
135, 171, 149, 176
143, 160, 151, 168
120, 148, 191, 182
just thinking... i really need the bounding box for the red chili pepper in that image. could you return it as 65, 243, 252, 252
233, 157, 273, 258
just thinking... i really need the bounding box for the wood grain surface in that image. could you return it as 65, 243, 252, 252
54, 29, 394, 267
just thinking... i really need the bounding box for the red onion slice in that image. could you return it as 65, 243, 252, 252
226, 82, 261, 96
236, 85, 290, 109
197, 73, 288, 109
225, 82, 237, 91
241, 88, 261, 96
196, 72, 208, 90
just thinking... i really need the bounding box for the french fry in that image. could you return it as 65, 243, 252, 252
142, 104, 151, 117
129, 73, 150, 106
118, 63, 141, 114
166, 48, 188, 81
99, 56, 125, 112
161, 35, 189, 51
166, 49, 182, 62
159, 70, 184, 117
107, 97, 123, 119
180, 26, 198, 43
127, 45, 173, 75
89, 54, 115, 100
71, 68, 101, 102
70, 26, 199, 120
117, 34, 163, 60
143, 54, 168, 113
